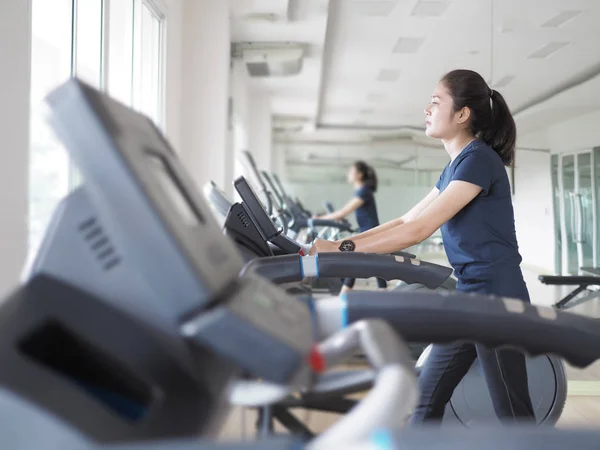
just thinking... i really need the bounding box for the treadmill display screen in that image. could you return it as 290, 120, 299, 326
146, 152, 203, 226
234, 176, 278, 239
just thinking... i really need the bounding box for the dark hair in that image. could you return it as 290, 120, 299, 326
440, 69, 516, 166
354, 160, 378, 192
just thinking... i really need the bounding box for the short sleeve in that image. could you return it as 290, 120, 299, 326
435, 166, 447, 190
451, 151, 493, 195
355, 186, 370, 201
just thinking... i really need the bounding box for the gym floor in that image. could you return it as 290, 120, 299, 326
218, 247, 600, 439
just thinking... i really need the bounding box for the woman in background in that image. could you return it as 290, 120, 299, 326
314, 160, 387, 294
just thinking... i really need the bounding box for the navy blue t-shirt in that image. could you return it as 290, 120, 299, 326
354, 185, 380, 232
436, 140, 524, 286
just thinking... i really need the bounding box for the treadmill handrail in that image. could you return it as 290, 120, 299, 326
241, 151, 266, 189
315, 291, 600, 369
538, 275, 600, 286
307, 218, 354, 232
262, 171, 286, 209
365, 427, 600, 450
315, 253, 452, 289
240, 151, 273, 215
240, 254, 453, 289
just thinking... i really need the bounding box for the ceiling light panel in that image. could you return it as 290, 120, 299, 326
392, 37, 425, 54
527, 41, 569, 59
411, 1, 449, 17
541, 10, 581, 28
492, 75, 515, 88
351, 1, 399, 17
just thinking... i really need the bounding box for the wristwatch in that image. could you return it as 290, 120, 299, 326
338, 240, 356, 252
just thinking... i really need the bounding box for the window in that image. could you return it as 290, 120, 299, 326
29, 0, 74, 255
107, 0, 134, 105
29, 0, 166, 256
74, 0, 104, 88
132, 0, 164, 126
71, 0, 104, 189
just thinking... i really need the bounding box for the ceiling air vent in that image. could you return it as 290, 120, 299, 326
232, 42, 305, 77
541, 10, 581, 28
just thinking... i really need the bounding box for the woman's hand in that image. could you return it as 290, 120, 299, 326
308, 239, 339, 255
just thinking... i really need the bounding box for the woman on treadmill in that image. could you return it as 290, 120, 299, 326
313, 160, 387, 294
309, 69, 535, 424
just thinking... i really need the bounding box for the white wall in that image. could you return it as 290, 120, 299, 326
164, 4, 271, 199
229, 61, 275, 195
520, 110, 600, 154
512, 150, 555, 272
286, 180, 432, 227
230, 60, 251, 192
0, 0, 31, 295
515, 108, 600, 273
247, 89, 273, 172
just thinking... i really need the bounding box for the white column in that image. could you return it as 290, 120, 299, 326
230, 60, 250, 192
178, 0, 231, 193
163, 0, 183, 152
248, 89, 274, 173
0, 0, 31, 295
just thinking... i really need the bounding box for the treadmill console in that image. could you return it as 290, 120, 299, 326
234, 176, 279, 239
46, 79, 314, 384
234, 176, 302, 254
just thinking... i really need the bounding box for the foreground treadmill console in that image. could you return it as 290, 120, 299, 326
47, 78, 314, 385
4, 78, 318, 444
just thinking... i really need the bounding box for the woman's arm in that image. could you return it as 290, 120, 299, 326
333, 187, 441, 243
309, 181, 480, 255
353, 181, 481, 253
315, 197, 364, 221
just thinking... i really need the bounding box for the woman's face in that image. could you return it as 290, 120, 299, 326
347, 165, 359, 183
424, 82, 463, 140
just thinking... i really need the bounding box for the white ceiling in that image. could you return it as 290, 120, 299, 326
230, 0, 600, 147
230, 0, 330, 118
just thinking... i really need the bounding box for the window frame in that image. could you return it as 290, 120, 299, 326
132, 0, 166, 128
68, 0, 107, 188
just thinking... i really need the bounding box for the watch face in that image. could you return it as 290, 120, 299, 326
340, 240, 355, 252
